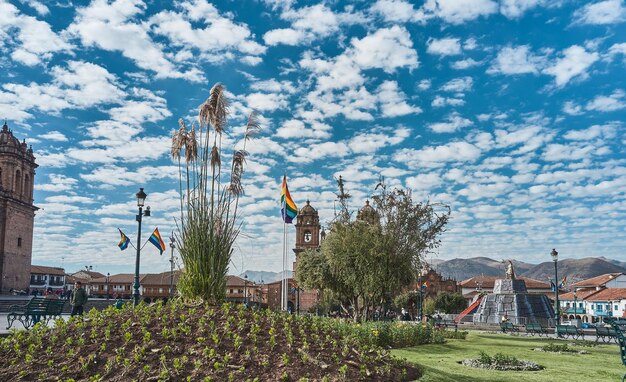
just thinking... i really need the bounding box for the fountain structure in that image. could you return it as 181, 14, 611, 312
472, 261, 555, 325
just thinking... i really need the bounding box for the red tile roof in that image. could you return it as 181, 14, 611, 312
226, 275, 256, 287
572, 273, 624, 288
559, 288, 601, 300
585, 288, 626, 301
141, 271, 181, 286
31, 265, 65, 276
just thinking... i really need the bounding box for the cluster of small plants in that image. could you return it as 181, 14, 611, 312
0, 301, 421, 381
322, 320, 460, 349
570, 340, 600, 348
461, 351, 544, 371
536, 343, 587, 354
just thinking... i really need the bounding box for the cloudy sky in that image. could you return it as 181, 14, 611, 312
1, 0, 625, 276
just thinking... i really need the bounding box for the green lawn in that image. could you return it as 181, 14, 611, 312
392, 332, 624, 382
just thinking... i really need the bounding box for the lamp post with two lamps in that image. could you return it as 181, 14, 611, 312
106, 273, 110, 300
169, 235, 175, 299
551, 248, 560, 325
244, 274, 248, 305
133, 188, 150, 306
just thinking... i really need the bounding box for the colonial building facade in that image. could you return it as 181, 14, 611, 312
0, 122, 38, 293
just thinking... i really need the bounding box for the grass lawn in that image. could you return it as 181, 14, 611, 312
392, 332, 624, 382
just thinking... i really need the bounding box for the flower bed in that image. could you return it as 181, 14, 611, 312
0, 301, 421, 381
461, 351, 544, 371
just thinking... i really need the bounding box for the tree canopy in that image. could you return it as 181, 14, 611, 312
297, 178, 449, 321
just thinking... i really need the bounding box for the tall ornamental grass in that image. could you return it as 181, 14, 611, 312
171, 83, 259, 303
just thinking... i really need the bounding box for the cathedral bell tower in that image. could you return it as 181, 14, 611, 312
293, 200, 321, 274
0, 121, 38, 293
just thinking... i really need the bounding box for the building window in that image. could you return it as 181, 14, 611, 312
597, 305, 603, 311
17, 238, 22, 247
159, 288, 163, 293
615, 305, 618, 310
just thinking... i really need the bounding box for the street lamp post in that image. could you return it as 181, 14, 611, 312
133, 188, 150, 306
106, 272, 110, 300
551, 248, 560, 325
573, 290, 578, 317
244, 274, 248, 305
417, 265, 424, 321
169, 235, 175, 299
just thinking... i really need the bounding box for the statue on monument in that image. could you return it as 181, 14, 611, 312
505, 260, 516, 280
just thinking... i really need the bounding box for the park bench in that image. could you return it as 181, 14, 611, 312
7, 298, 66, 330
595, 325, 618, 343
433, 319, 458, 331
611, 321, 626, 382
556, 324, 584, 340
500, 322, 520, 333
525, 322, 547, 337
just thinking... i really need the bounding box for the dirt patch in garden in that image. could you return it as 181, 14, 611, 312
0, 301, 421, 381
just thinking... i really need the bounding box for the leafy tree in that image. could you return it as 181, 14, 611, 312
297, 177, 449, 321
171, 83, 259, 303
422, 297, 436, 316
434, 292, 468, 314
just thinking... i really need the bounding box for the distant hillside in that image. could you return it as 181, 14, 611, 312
433, 257, 625, 283
434, 257, 534, 281
234, 270, 292, 284
522, 257, 626, 283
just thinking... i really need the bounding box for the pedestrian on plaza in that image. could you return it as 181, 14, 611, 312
45, 287, 58, 300
70, 281, 88, 316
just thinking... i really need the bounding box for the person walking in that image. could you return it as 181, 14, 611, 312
70, 281, 88, 316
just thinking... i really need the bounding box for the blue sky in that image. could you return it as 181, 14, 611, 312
1, 0, 625, 276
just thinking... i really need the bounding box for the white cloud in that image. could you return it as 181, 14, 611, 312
263, 4, 364, 46
0, 1, 71, 66
428, 113, 472, 133
275, 119, 331, 139
585, 90, 626, 112
263, 28, 304, 46
499, 0, 546, 19
35, 174, 78, 192
573, 0, 626, 25
441, 76, 473, 92
291, 142, 351, 163
419, 0, 498, 24
406, 172, 442, 191
431, 96, 465, 107
451, 58, 481, 69
564, 123, 619, 141
81, 165, 178, 186
417, 79, 432, 91
349, 126, 411, 153
377, 81, 422, 117
350, 26, 419, 74
563, 101, 584, 116
67, 0, 201, 81
394, 141, 482, 167
20, 0, 50, 15
150, 0, 265, 59
40, 131, 68, 142
0, 61, 125, 120
371, 0, 417, 22
488, 45, 544, 75
427, 37, 462, 56
543, 45, 599, 87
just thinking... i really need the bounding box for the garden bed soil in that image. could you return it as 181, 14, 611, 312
0, 301, 421, 381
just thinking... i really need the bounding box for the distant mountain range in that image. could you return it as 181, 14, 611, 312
234, 270, 292, 284
433, 257, 626, 284
231, 257, 625, 286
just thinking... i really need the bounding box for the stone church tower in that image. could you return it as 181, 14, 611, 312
291, 200, 322, 313
293, 200, 321, 273
0, 121, 38, 293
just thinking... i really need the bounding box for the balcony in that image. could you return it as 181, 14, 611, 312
49, 280, 65, 286
30, 279, 46, 286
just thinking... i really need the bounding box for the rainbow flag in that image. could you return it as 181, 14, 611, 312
148, 228, 166, 255
421, 281, 429, 289
281, 176, 298, 224
559, 276, 567, 288
118, 228, 130, 251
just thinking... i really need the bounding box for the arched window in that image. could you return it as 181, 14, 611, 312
14, 169, 22, 194
24, 174, 30, 199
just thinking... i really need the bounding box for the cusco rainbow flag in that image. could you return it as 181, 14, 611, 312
117, 228, 130, 251
281, 176, 298, 224
148, 228, 166, 255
